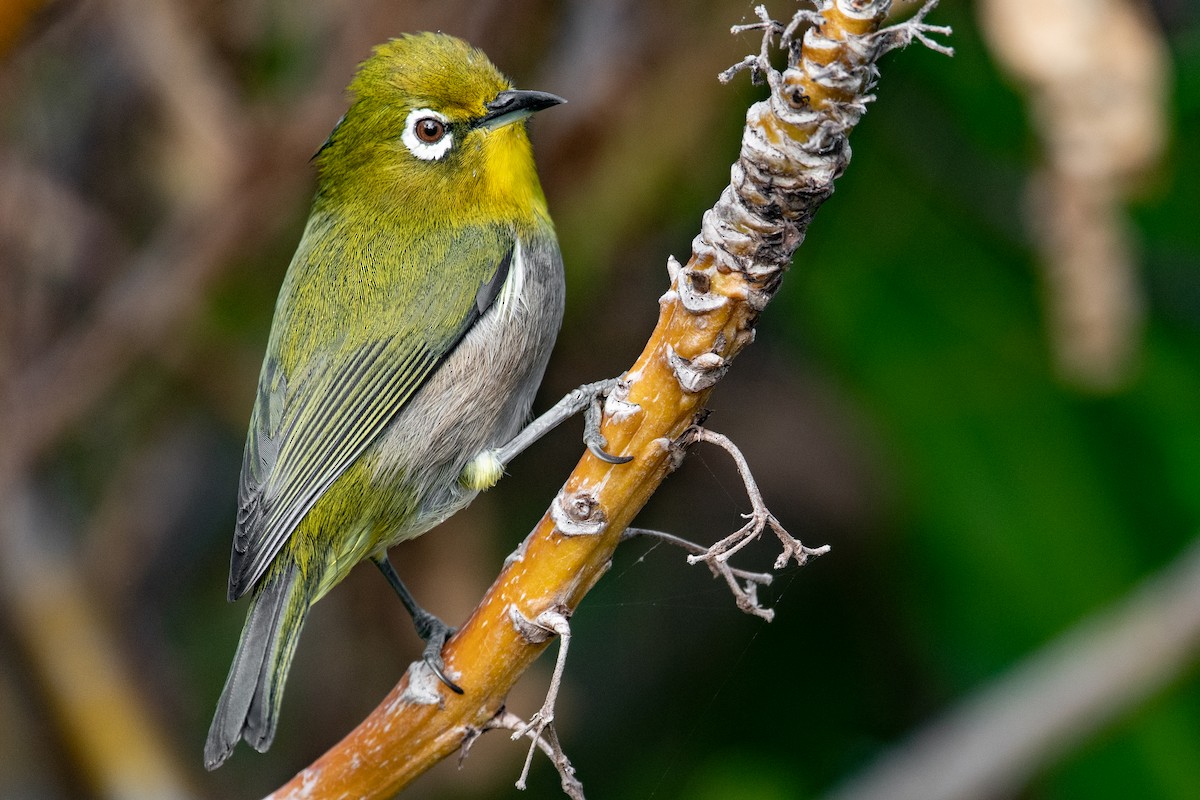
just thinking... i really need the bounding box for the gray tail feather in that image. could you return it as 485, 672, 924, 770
204, 565, 308, 770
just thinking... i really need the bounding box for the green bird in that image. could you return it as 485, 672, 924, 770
204, 32, 567, 769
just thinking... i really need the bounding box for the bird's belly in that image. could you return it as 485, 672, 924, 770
368, 312, 550, 533
366, 233, 562, 543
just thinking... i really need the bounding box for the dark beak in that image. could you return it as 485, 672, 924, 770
477, 89, 566, 130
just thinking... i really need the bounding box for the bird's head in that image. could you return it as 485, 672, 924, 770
314, 32, 564, 224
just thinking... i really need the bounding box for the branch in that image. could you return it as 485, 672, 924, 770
0, 6, 376, 793
0, 481, 197, 799
267, 3, 951, 798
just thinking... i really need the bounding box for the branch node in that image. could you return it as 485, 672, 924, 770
458, 723, 483, 767
503, 537, 528, 567
551, 490, 608, 537
678, 267, 730, 314
667, 345, 730, 393
602, 377, 640, 424
508, 603, 571, 645
666, 253, 683, 281
397, 659, 447, 707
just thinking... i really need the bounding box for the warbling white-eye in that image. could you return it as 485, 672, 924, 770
204, 32, 571, 769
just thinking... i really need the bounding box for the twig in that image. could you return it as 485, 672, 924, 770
621, 527, 776, 588
873, 0, 954, 57
506, 608, 580, 796
722, 5, 785, 85
677, 427, 829, 621
486, 711, 584, 799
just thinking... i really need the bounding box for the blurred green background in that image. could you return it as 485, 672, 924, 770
2, 1, 1199, 798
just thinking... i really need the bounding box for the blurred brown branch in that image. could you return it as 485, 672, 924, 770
0, 482, 198, 800
0, 0, 48, 57
823, 537, 1200, 800
0, 1, 368, 795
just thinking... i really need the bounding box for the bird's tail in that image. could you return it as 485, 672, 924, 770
204, 565, 308, 770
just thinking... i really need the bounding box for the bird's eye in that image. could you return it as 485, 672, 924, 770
414, 117, 447, 143
402, 108, 453, 160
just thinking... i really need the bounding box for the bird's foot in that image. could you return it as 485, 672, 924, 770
494, 378, 636, 467
414, 610, 464, 694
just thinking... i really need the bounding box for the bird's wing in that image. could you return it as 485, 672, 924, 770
227, 225, 516, 599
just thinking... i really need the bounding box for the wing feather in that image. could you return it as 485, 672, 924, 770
228, 225, 516, 599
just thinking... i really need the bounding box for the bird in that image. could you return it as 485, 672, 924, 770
204, 32, 567, 770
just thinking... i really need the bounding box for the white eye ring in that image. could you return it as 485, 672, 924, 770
402, 108, 453, 161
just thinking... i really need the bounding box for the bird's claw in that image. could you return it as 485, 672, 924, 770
416, 613, 464, 694
586, 437, 633, 464
583, 392, 633, 464
423, 651, 464, 694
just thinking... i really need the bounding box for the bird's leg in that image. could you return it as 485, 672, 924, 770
494, 378, 634, 468
372, 555, 464, 694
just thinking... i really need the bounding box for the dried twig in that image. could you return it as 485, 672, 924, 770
506, 608, 579, 796
621, 527, 776, 588
677, 427, 830, 621
485, 711, 584, 799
